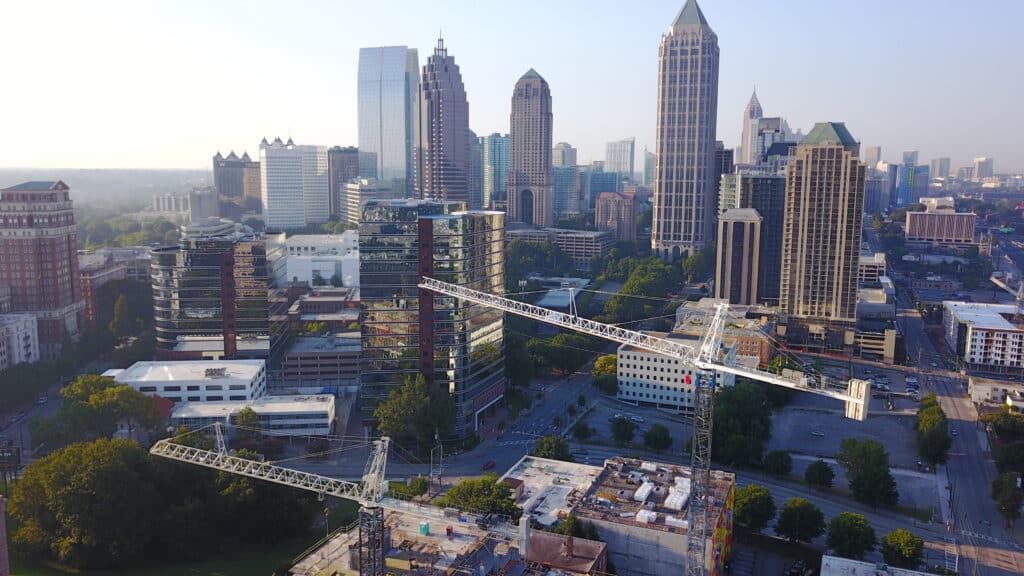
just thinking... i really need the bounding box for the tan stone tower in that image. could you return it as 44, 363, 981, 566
508, 69, 554, 227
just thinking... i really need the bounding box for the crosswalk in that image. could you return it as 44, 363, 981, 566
942, 537, 958, 572
497, 439, 536, 447
958, 530, 1024, 551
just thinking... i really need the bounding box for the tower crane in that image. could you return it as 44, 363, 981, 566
418, 276, 869, 576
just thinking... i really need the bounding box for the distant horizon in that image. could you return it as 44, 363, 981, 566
2, 0, 1021, 172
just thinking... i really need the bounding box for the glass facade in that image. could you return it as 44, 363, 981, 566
359, 200, 505, 435
357, 46, 419, 197
481, 133, 509, 208
736, 174, 785, 306
553, 165, 580, 215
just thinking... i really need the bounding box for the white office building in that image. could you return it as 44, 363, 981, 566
0, 314, 39, 371
103, 360, 267, 403
278, 232, 360, 287
170, 394, 336, 436
943, 301, 1024, 375
343, 178, 392, 225
260, 138, 329, 229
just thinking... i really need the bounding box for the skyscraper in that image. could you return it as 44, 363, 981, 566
358, 46, 419, 196
643, 149, 656, 186
469, 130, 483, 210
715, 208, 761, 305
895, 151, 928, 207
508, 69, 554, 227
359, 199, 505, 436
779, 123, 865, 351
415, 38, 472, 207
929, 157, 950, 179
735, 174, 786, 306
974, 156, 994, 180
481, 133, 509, 208
213, 151, 261, 216
738, 89, 763, 165
595, 191, 637, 242
553, 165, 580, 216
605, 138, 636, 179
0, 181, 84, 358
552, 142, 577, 167
864, 146, 881, 168
328, 146, 360, 218
651, 0, 720, 260
260, 137, 304, 229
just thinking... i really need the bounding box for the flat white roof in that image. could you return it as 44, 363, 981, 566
171, 394, 334, 418
820, 555, 930, 576
944, 301, 1019, 331
113, 360, 265, 384
498, 456, 604, 526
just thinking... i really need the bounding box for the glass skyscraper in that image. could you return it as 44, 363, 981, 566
359, 199, 505, 436
481, 133, 509, 208
358, 46, 419, 197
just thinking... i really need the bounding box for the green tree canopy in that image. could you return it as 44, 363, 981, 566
880, 529, 925, 569
438, 476, 521, 521
804, 459, 836, 489
643, 424, 672, 451
837, 438, 899, 508
711, 381, 771, 467
611, 418, 637, 445
826, 512, 876, 560
992, 471, 1023, 526
775, 498, 825, 543
734, 484, 775, 533
763, 450, 793, 477
532, 435, 572, 462
374, 374, 456, 447
915, 399, 951, 466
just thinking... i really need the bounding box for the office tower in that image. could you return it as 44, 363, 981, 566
929, 157, 950, 179
779, 123, 865, 350
877, 161, 898, 209
643, 149, 656, 186
151, 218, 285, 362
342, 178, 392, 225
716, 141, 734, 179
895, 151, 923, 207
213, 151, 261, 216
481, 133, 510, 208
735, 174, 785, 306
415, 38, 471, 206
553, 166, 581, 216
328, 146, 360, 218
605, 138, 636, 179
715, 208, 761, 305
188, 187, 219, 221
469, 130, 483, 209
864, 176, 886, 214
0, 181, 84, 358
957, 166, 975, 181
359, 199, 505, 436
586, 167, 621, 211
595, 191, 637, 242
974, 156, 994, 180
739, 89, 763, 165
508, 69, 554, 227
652, 0, 720, 260
552, 142, 577, 168
259, 138, 329, 229
903, 151, 919, 166
749, 117, 792, 166
358, 46, 419, 196
864, 146, 881, 168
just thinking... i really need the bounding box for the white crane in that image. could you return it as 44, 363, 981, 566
418, 276, 868, 576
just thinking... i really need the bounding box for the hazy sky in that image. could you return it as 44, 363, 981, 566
2, 0, 1021, 172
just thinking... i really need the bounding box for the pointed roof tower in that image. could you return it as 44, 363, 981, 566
520, 68, 542, 80
745, 89, 763, 119
672, 0, 710, 29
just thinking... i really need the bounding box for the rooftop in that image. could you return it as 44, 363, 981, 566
171, 395, 334, 419
944, 301, 1021, 331
1, 180, 68, 192
498, 456, 605, 527
801, 122, 858, 149
287, 333, 360, 354
820, 555, 931, 576
106, 359, 265, 384
672, 0, 710, 29
575, 457, 735, 536
721, 207, 762, 222
526, 530, 606, 575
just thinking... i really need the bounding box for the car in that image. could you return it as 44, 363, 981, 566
929, 362, 938, 367
629, 416, 645, 424
12, 410, 26, 422
608, 414, 624, 422
810, 431, 825, 437
482, 460, 496, 470
35, 394, 48, 405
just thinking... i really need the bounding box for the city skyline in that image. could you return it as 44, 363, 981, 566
2, 0, 1020, 172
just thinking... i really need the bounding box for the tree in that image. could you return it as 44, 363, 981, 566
992, 471, 1023, 526
837, 438, 899, 507
643, 424, 672, 451
577, 393, 586, 407
592, 354, 618, 394
763, 450, 792, 477
374, 375, 436, 447
681, 251, 708, 282
995, 441, 1024, 474
330, 273, 344, 287
881, 529, 925, 569
733, 484, 775, 533
775, 498, 825, 543
532, 435, 572, 461
804, 459, 836, 489
611, 418, 637, 445
438, 476, 521, 521
572, 421, 595, 441
108, 294, 135, 338
826, 512, 876, 560
711, 381, 771, 467
234, 406, 261, 440
916, 399, 951, 466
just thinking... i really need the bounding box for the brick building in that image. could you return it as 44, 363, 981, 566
78, 252, 127, 332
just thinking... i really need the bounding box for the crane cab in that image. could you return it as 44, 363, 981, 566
844, 379, 870, 421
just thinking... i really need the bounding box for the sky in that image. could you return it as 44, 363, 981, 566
1, 0, 1021, 173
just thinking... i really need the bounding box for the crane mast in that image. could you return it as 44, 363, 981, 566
419, 277, 868, 576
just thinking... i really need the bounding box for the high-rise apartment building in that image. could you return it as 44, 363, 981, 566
738, 90, 763, 165
359, 200, 505, 435
552, 142, 577, 168
930, 157, 950, 179
415, 38, 472, 207
715, 208, 761, 305
779, 123, 865, 351
651, 0, 719, 260
259, 138, 329, 229
605, 138, 636, 179
864, 146, 881, 169
481, 133, 510, 208
553, 166, 581, 216
213, 151, 261, 216
151, 218, 286, 363
735, 174, 786, 306
508, 69, 554, 227
0, 181, 85, 358
358, 46, 420, 196
328, 146, 360, 218
595, 191, 637, 242
973, 156, 994, 180
643, 149, 656, 186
